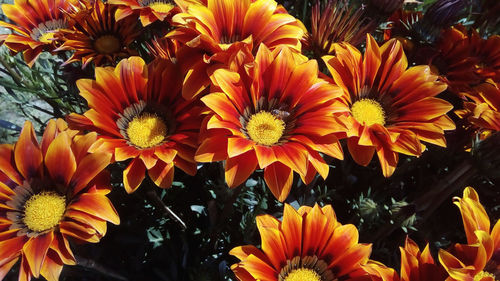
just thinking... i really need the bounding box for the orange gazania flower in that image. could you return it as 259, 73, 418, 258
364, 237, 448, 281
67, 56, 203, 193
195, 45, 345, 201
434, 26, 500, 94
109, 0, 181, 26
168, 0, 306, 99
438, 187, 500, 281
0, 0, 75, 67
456, 81, 500, 132
230, 204, 372, 281
324, 34, 455, 177
0, 119, 119, 281
56, 0, 140, 68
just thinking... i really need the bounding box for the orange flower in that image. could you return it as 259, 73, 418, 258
56, 0, 140, 68
109, 0, 181, 26
0, 0, 75, 67
456, 81, 500, 132
0, 119, 119, 281
195, 45, 345, 202
438, 187, 500, 281
433, 26, 500, 94
323, 34, 455, 177
67, 56, 203, 193
364, 237, 448, 281
168, 0, 306, 99
230, 204, 372, 281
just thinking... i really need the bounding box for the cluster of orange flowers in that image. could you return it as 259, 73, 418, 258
0, 0, 498, 280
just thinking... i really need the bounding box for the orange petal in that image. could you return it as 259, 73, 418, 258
23, 232, 54, 277
123, 158, 146, 193
40, 251, 63, 281
45, 132, 77, 186
225, 150, 257, 187
281, 204, 302, 258
263, 162, 293, 202
348, 138, 375, 166
148, 161, 175, 188
69, 193, 120, 225
0, 144, 23, 185
0, 256, 18, 280
71, 152, 112, 195
14, 121, 42, 179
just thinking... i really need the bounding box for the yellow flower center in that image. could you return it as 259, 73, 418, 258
284, 268, 322, 281
94, 35, 121, 54
127, 113, 167, 148
23, 192, 66, 232
351, 98, 386, 126
474, 271, 497, 281
148, 2, 174, 13
246, 111, 285, 146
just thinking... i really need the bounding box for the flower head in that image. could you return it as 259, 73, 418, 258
455, 81, 500, 132
0, 119, 119, 281
0, 0, 75, 67
109, 0, 181, 26
168, 0, 306, 99
196, 45, 345, 201
56, 0, 140, 68
324, 34, 455, 177
67, 56, 204, 193
438, 187, 500, 281
230, 204, 372, 281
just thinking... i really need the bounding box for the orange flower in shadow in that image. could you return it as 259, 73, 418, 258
167, 0, 306, 99
230, 204, 373, 281
323, 34, 455, 177
109, 0, 181, 26
0, 119, 119, 281
195, 45, 345, 201
67, 56, 204, 193
438, 187, 500, 281
364, 237, 448, 281
456, 81, 500, 132
56, 0, 140, 68
0, 0, 75, 67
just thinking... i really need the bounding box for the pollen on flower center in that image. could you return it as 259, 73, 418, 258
351, 98, 386, 126
246, 111, 286, 146
23, 192, 66, 232
127, 113, 167, 148
148, 2, 174, 13
474, 271, 498, 281
30, 19, 67, 43
94, 35, 121, 54
284, 268, 322, 281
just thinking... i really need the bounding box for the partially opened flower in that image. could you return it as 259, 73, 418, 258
438, 187, 500, 281
195, 45, 345, 201
304, 0, 376, 58
230, 204, 372, 280
323, 34, 455, 177
0, 119, 119, 281
168, 0, 306, 99
109, 0, 180, 26
455, 81, 500, 132
0, 0, 75, 67
364, 237, 448, 281
57, 0, 140, 68
68, 56, 203, 193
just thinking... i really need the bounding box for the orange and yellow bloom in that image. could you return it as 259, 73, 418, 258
0, 119, 119, 281
0, 0, 75, 67
168, 0, 306, 99
438, 187, 500, 281
56, 0, 140, 68
456, 81, 500, 132
109, 0, 180, 26
230, 204, 373, 281
68, 56, 203, 193
196, 45, 345, 201
324, 34, 455, 177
